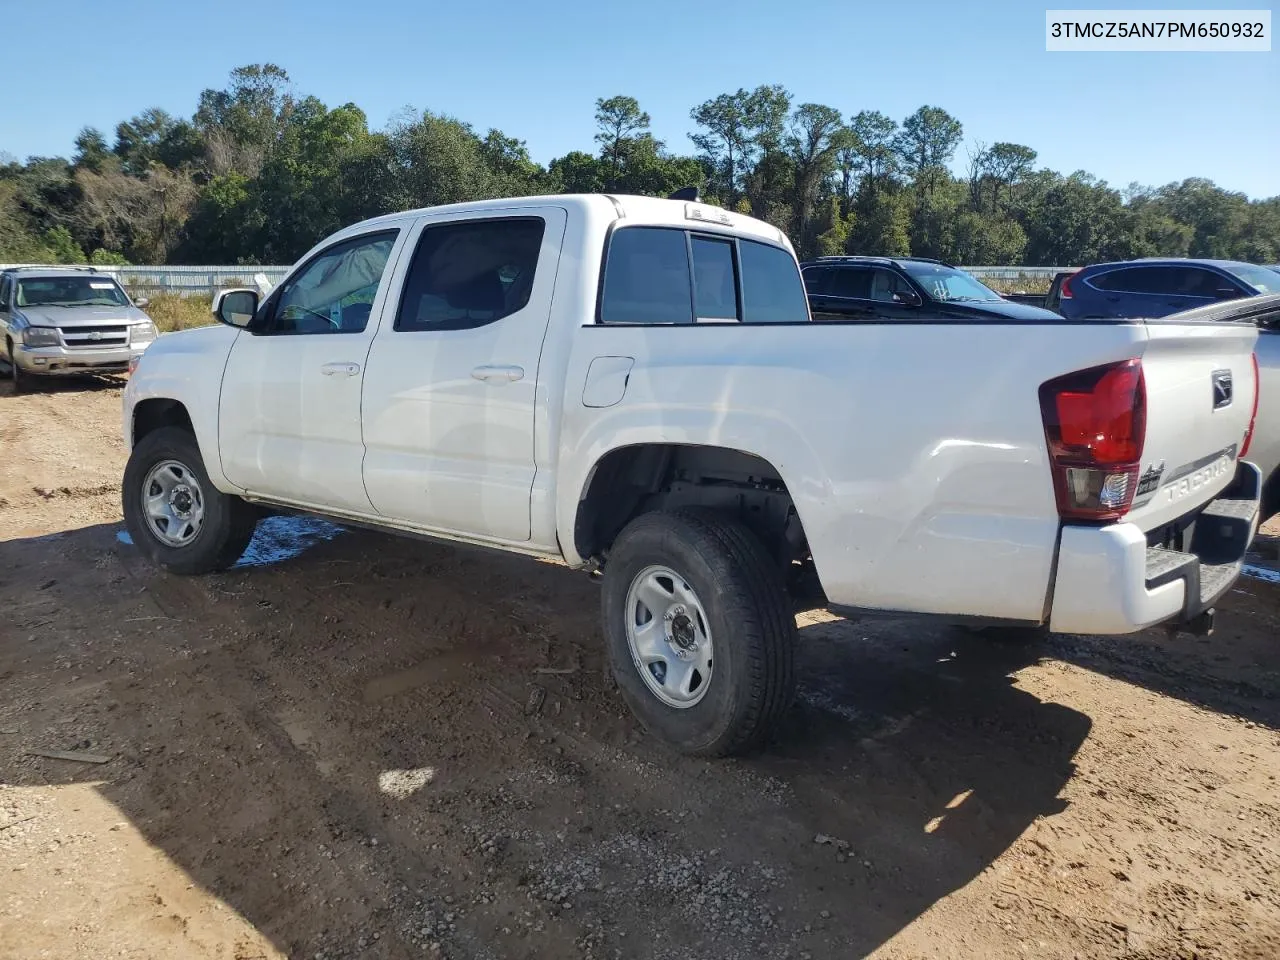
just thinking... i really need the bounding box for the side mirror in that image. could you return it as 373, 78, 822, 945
213, 288, 259, 328
134, 296, 150, 309
894, 290, 922, 308
1215, 287, 1242, 301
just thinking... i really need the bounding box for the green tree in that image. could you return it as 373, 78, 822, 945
896, 105, 963, 199
44, 225, 86, 263
690, 90, 753, 205
594, 95, 650, 189
72, 128, 114, 173
787, 104, 847, 258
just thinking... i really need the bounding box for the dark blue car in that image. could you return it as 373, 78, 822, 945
1051, 258, 1278, 319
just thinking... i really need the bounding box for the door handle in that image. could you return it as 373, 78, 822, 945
471, 364, 525, 383
320, 362, 361, 377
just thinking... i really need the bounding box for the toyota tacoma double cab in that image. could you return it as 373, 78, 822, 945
121, 193, 1265, 756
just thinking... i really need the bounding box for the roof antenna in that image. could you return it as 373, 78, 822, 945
668, 186, 700, 202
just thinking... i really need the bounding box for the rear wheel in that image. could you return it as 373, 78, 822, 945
122, 426, 258, 575
600, 509, 796, 757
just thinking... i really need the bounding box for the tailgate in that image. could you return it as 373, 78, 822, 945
1127, 305, 1263, 532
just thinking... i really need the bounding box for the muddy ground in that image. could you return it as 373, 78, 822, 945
2, 377, 1279, 960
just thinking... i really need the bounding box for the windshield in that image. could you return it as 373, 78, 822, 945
1227, 263, 1280, 294
16, 276, 130, 308
899, 262, 1002, 302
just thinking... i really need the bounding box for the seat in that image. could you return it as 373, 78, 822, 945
870, 271, 897, 302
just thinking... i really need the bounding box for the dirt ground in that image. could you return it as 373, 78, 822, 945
2, 377, 1280, 960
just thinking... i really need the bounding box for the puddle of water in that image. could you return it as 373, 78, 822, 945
113, 515, 343, 568
234, 515, 345, 568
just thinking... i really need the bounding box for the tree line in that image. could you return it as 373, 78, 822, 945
2, 64, 1277, 268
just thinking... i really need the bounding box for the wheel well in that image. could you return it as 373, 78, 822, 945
132, 399, 193, 446
574, 444, 811, 571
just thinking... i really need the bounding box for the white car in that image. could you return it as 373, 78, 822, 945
120, 193, 1265, 756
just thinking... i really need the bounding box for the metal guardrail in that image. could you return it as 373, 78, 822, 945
4, 263, 1074, 297
1, 264, 291, 298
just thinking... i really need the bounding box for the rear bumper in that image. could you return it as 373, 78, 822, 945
1048, 461, 1262, 635
14, 342, 147, 376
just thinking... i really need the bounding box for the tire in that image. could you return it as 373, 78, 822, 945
122, 426, 258, 575
600, 509, 796, 757
7, 339, 30, 394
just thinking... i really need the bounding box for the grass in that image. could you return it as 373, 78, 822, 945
142, 294, 217, 333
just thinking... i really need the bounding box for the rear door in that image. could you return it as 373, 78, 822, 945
360, 207, 567, 543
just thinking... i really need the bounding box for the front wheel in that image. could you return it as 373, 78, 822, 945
601, 509, 796, 757
122, 426, 258, 575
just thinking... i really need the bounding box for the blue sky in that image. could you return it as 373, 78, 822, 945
2, 0, 1277, 198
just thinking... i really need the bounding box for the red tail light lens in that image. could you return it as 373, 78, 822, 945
1240, 352, 1259, 460
1040, 359, 1146, 521
1059, 272, 1078, 300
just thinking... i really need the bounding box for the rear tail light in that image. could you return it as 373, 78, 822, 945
1040, 359, 1146, 521
1059, 272, 1078, 300
1241, 352, 1259, 460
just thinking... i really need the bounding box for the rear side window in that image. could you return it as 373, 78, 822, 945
0, 276, 10, 309
1089, 267, 1177, 295
396, 217, 545, 332
599, 228, 693, 325
801, 265, 830, 294
740, 240, 808, 323
598, 226, 805, 325
691, 237, 738, 321
827, 268, 872, 299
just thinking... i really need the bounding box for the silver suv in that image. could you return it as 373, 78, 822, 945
1, 267, 157, 391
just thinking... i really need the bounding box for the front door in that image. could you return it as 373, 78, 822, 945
218, 228, 403, 513
361, 207, 567, 544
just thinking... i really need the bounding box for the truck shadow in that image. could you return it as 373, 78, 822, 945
1, 519, 1271, 957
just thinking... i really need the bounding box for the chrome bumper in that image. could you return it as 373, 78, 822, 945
14, 342, 149, 376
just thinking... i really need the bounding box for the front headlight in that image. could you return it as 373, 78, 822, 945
130, 321, 158, 344
22, 326, 59, 347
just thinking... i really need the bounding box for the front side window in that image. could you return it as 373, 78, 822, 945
1226, 263, 1279, 294
16, 275, 130, 308
267, 231, 397, 334
868, 268, 916, 302
898, 262, 1001, 303
0, 276, 10, 310
396, 217, 546, 332
1172, 268, 1235, 298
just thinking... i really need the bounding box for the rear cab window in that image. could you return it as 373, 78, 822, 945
598, 226, 808, 325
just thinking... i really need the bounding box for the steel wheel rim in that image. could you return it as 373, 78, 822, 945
624, 564, 714, 709
141, 459, 205, 547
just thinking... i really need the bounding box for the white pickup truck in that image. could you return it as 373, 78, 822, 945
121, 193, 1265, 756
